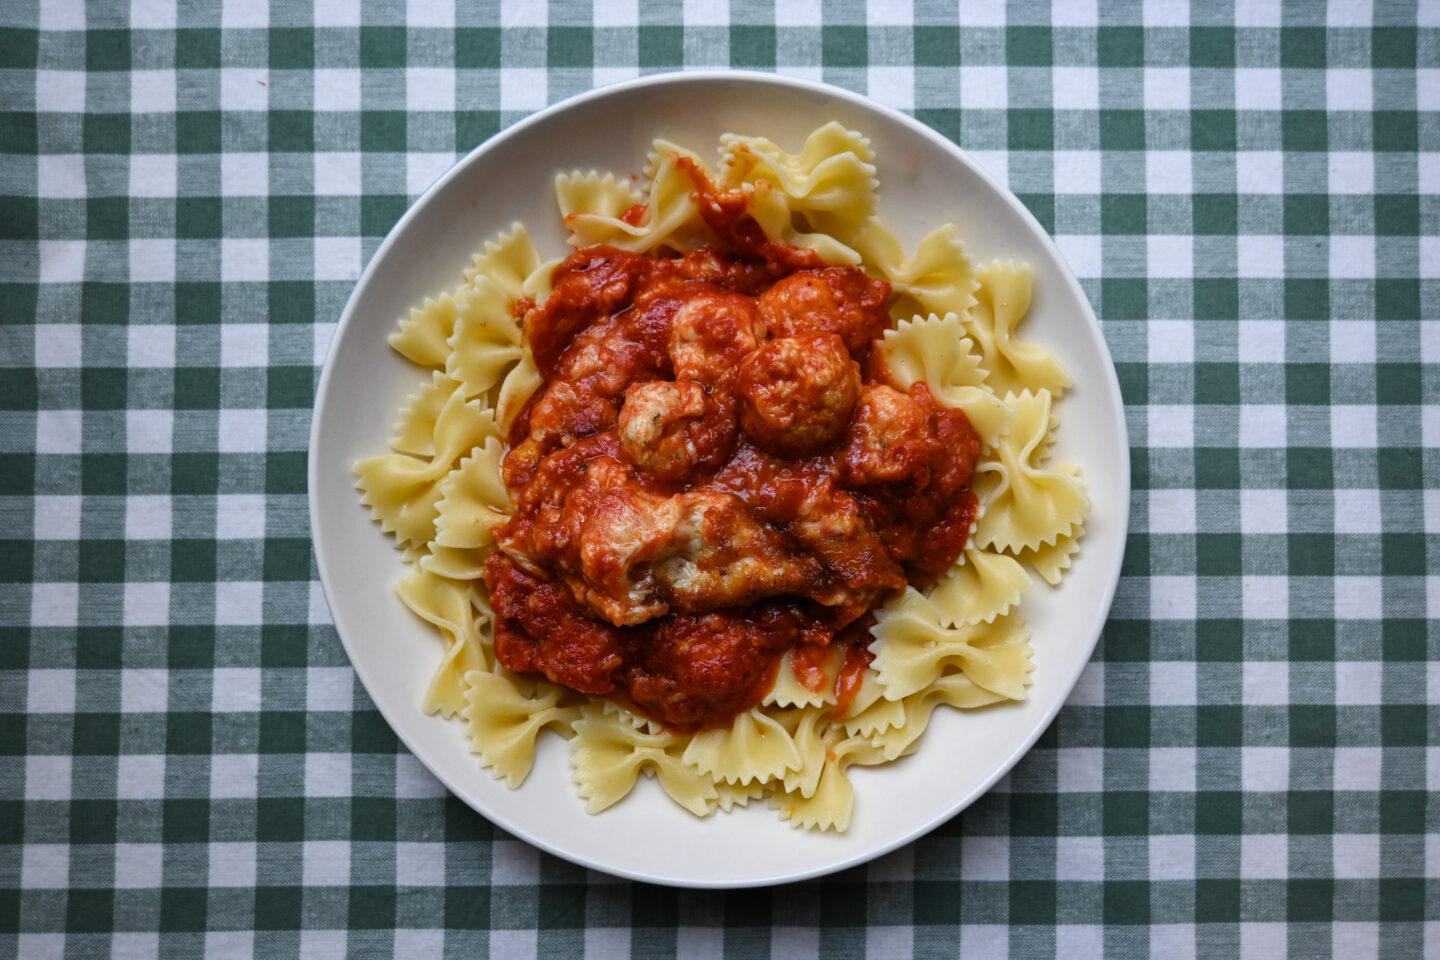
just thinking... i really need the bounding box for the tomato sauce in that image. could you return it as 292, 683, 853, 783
483, 158, 982, 731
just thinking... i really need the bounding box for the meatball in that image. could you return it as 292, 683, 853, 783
756, 267, 891, 356
841, 384, 936, 488
668, 287, 764, 384
736, 333, 861, 457
617, 380, 736, 479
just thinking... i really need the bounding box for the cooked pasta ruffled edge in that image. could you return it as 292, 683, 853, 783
354, 123, 1091, 832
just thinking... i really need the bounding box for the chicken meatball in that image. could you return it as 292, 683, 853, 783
617, 379, 735, 479
840, 384, 935, 488
668, 287, 764, 385
737, 333, 861, 457
755, 267, 891, 356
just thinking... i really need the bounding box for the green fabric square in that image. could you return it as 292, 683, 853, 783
1378, 791, 1425, 833
176, 111, 221, 154
168, 625, 215, 669
0, 116, 36, 157
83, 114, 131, 155
352, 711, 399, 753
79, 540, 125, 583
158, 887, 207, 932
162, 798, 210, 844
1285, 363, 1329, 404
1192, 194, 1237, 235
1100, 110, 1144, 150
178, 198, 222, 239
1198, 621, 1243, 662
360, 27, 407, 69
1373, 194, 1418, 236
1194, 363, 1239, 403
0, 801, 20, 844
1377, 448, 1420, 490
1008, 881, 1055, 924
0, 370, 37, 412
265, 451, 307, 494
631, 887, 678, 927
259, 711, 306, 753
263, 539, 310, 581
1097, 27, 1143, 67
456, 110, 500, 150
1285, 278, 1328, 320
1381, 533, 1424, 575
1377, 879, 1424, 922
1280, 27, 1326, 69
1103, 281, 1148, 320
1006, 26, 1052, 67
86, 30, 131, 72
1196, 706, 1240, 746
81, 283, 129, 326
1103, 792, 1150, 835
1287, 448, 1333, 490
76, 627, 122, 670
443, 887, 493, 929
0, 715, 24, 756
547, 26, 593, 68
82, 454, 128, 495
1287, 879, 1334, 922
261, 625, 308, 668
176, 283, 221, 324
352, 798, 396, 842
1375, 279, 1419, 320
86, 197, 127, 242
66, 889, 114, 934
1191, 110, 1236, 151
1372, 27, 1416, 69
1120, 533, 1149, 579
1197, 534, 1241, 575
914, 26, 958, 66
167, 711, 212, 754
266, 366, 312, 407
723, 890, 771, 927
1008, 793, 1056, 835
1008, 109, 1052, 150
69, 800, 118, 845
1382, 619, 1424, 660
1102, 195, 1146, 234
256, 798, 304, 841
0, 541, 33, 583
1283, 194, 1328, 235
637, 25, 681, 67
349, 887, 397, 929
915, 108, 959, 144
1105, 707, 1150, 749
1373, 111, 1417, 152
1288, 533, 1333, 576
1195, 447, 1239, 490
267, 281, 315, 325
0, 28, 38, 69
174, 368, 219, 408
1196, 792, 1241, 834
818, 884, 865, 927
1282, 111, 1328, 151
1017, 193, 1054, 233
455, 27, 500, 68
81, 368, 126, 411
1194, 879, 1239, 921
1380, 705, 1426, 746
443, 796, 491, 841
254, 886, 303, 930
1289, 705, 1336, 747
1189, 27, 1235, 68
822, 26, 867, 67
175, 29, 221, 68
1103, 881, 1149, 925
270, 110, 314, 153
171, 540, 216, 583
269, 194, 313, 237
1104, 619, 1149, 661
269, 27, 314, 69
729, 25, 775, 68
360, 195, 406, 237
72, 713, 121, 755
1288, 791, 1333, 834
171, 453, 219, 494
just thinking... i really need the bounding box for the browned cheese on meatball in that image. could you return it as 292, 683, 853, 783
736, 333, 861, 457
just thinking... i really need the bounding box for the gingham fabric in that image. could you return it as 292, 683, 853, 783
1, 1, 1434, 956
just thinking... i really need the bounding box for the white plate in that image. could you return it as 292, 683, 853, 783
309, 71, 1129, 888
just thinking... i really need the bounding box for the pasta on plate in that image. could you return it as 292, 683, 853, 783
355, 124, 1089, 831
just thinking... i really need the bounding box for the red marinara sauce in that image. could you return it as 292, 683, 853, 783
483, 163, 982, 732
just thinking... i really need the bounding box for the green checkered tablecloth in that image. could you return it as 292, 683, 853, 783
1, 0, 1434, 955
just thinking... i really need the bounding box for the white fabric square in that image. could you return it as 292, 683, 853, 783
131, 70, 176, 114
867, 0, 912, 24
1334, 576, 1382, 620
1329, 319, 1375, 364
306, 753, 352, 797
27, 669, 75, 714
1239, 406, 1286, 448
1150, 926, 1196, 960
1335, 662, 1381, 706
220, 324, 268, 368
1333, 747, 1381, 790
113, 844, 164, 889
1054, 151, 1101, 194
1329, 151, 1374, 194
1327, 69, 1372, 111
1149, 748, 1196, 792
1055, 926, 1102, 957
123, 582, 170, 627
35, 409, 81, 455
1333, 923, 1381, 959
774, 0, 821, 26
1242, 576, 1288, 619
500, 0, 547, 25
114, 932, 162, 960
1241, 749, 1289, 794
593, 66, 641, 89
221, 0, 269, 28
1051, 66, 1096, 110
1242, 661, 1289, 705
1149, 835, 1195, 881
34, 324, 82, 367
1055, 837, 1103, 881
120, 668, 169, 713
314, 237, 361, 282
1150, 661, 1197, 705
25, 755, 72, 801
1331, 405, 1377, 448
1147, 236, 1193, 279
1327, 0, 1374, 26
1240, 834, 1289, 878
500, 68, 548, 111
407, 0, 454, 27
1147, 405, 1193, 448
961, 66, 1008, 110
126, 409, 173, 454
31, 582, 79, 627
221, 238, 269, 283
209, 753, 259, 799
960, 836, 1009, 880
35, 70, 86, 112
1427, 407, 1440, 450
1241, 924, 1288, 958
297, 931, 347, 960
1419, 69, 1440, 110
127, 322, 175, 368
16, 936, 63, 960
1424, 236, 1440, 279
205, 934, 254, 960
314, 69, 361, 111
33, 495, 82, 541
306, 667, 354, 711
21, 845, 69, 889
960, 927, 1008, 960
1334, 489, 1381, 534
1149, 488, 1195, 533
1146, 151, 1192, 194
37, 155, 86, 199
220, 68, 269, 111
489, 931, 537, 960
39, 240, 86, 283
216, 494, 267, 539
1238, 320, 1286, 363
396, 842, 445, 887
407, 152, 456, 196
220, 153, 268, 197
1151, 576, 1197, 620
314, 152, 361, 196
1058, 747, 1103, 791
130, 238, 176, 283
116, 755, 165, 800
1236, 235, 1284, 278
217, 409, 267, 454
130, 0, 177, 29
395, 753, 448, 798
407, 68, 456, 112
490, 839, 541, 885
1144, 68, 1190, 110
1144, 0, 1189, 25
682, 0, 728, 25
1149, 319, 1194, 364
1235, 69, 1282, 111
868, 66, 914, 111
966, 150, 1007, 188
313, 0, 360, 26
1235, 152, 1284, 194
1054, 234, 1100, 278
1330, 235, 1376, 280
866, 927, 912, 960
1050, 0, 1096, 26
208, 841, 258, 886
211, 667, 262, 711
